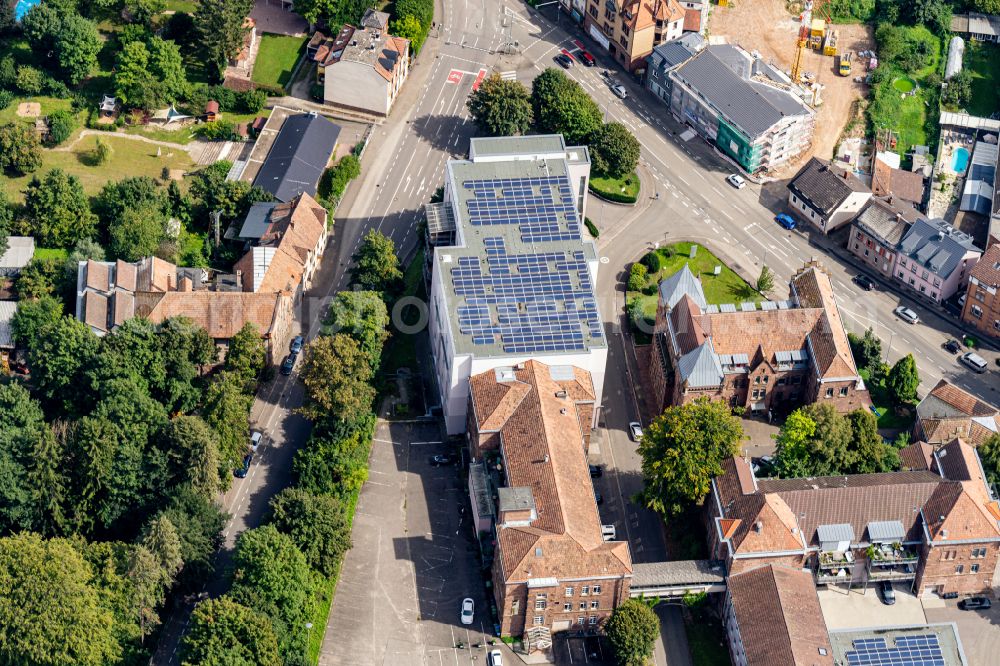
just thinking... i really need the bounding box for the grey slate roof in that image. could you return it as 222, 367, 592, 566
658, 264, 708, 310
253, 113, 341, 203
631, 559, 725, 587
789, 158, 869, 215
677, 341, 724, 388
897, 218, 980, 279
238, 202, 280, 240
853, 197, 925, 246
650, 33, 704, 71
672, 45, 811, 139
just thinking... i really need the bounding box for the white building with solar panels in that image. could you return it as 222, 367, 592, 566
425, 135, 607, 435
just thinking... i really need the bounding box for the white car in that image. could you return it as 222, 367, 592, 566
893, 306, 920, 324
250, 430, 263, 452
488, 649, 503, 666
628, 422, 643, 441
726, 174, 746, 189
610, 83, 628, 99
460, 598, 474, 625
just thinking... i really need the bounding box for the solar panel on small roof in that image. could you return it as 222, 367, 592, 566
720, 303, 737, 313
760, 301, 777, 310
705, 304, 719, 313
740, 302, 756, 311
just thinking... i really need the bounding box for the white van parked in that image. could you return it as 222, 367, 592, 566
601, 524, 616, 541
960, 352, 988, 374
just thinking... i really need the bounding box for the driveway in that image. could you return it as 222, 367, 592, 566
320, 419, 511, 665
924, 598, 1000, 666
818, 585, 926, 630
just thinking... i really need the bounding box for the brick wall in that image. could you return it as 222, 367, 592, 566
495, 576, 630, 637
916, 542, 1000, 596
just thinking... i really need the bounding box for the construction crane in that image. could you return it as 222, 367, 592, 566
791, 1, 813, 83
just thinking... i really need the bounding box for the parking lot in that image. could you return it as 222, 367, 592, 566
320, 419, 513, 665
925, 598, 1000, 666
818, 585, 926, 630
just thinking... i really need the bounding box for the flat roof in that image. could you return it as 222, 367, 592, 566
438, 153, 605, 358
470, 135, 567, 157
829, 624, 967, 666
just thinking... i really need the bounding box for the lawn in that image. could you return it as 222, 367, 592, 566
0, 96, 75, 126
965, 41, 1000, 118
1, 134, 195, 203
252, 34, 308, 90
893, 93, 929, 157
628, 241, 757, 324
859, 369, 914, 430
589, 171, 640, 203
33, 248, 68, 262
163, 0, 199, 12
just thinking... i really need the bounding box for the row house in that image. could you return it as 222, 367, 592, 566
582, 0, 685, 72
894, 218, 981, 303
706, 438, 1000, 598
848, 196, 926, 280
960, 242, 1000, 340
466, 360, 632, 650
648, 260, 869, 416
914, 379, 1000, 447
787, 157, 872, 233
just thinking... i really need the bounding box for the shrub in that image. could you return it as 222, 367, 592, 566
46, 109, 75, 146
0, 57, 15, 88
642, 250, 661, 273
0, 89, 13, 111
627, 262, 648, 292
195, 120, 240, 141
15, 65, 43, 95
318, 154, 361, 203
237, 89, 267, 114
584, 217, 599, 238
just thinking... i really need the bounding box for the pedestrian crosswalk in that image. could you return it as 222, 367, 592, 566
499, 70, 517, 81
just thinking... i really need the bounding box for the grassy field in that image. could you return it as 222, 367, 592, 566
0, 97, 76, 126
33, 248, 68, 262
859, 369, 914, 430
252, 34, 308, 90
628, 241, 757, 322
589, 171, 640, 203
966, 41, 1000, 118
163, 0, 199, 12
893, 93, 929, 157
1, 134, 195, 203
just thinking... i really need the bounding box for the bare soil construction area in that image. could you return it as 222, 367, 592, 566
708, 0, 873, 175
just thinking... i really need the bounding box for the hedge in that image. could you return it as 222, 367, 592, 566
584, 217, 599, 238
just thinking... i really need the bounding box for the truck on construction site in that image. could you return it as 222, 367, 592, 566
838, 52, 852, 76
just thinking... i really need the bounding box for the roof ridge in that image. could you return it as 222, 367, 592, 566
769, 566, 798, 663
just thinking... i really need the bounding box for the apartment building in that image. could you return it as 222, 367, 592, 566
961, 243, 1000, 340
706, 438, 1000, 597
582, 0, 685, 72
848, 196, 927, 280
665, 44, 815, 174
645, 33, 704, 106
914, 379, 1000, 446
648, 260, 869, 416
426, 135, 607, 435
467, 361, 632, 647
872, 154, 926, 211
894, 218, 980, 303
787, 157, 872, 233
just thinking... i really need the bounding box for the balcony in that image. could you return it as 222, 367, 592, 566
866, 564, 917, 582
866, 544, 919, 567
818, 550, 854, 570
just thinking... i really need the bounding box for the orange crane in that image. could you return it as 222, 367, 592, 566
791, 2, 812, 83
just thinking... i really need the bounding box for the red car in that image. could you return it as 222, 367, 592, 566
560, 48, 575, 61
571, 39, 596, 66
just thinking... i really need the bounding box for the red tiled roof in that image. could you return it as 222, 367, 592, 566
970, 243, 1000, 289
133, 291, 288, 339
899, 441, 934, 471
684, 7, 701, 32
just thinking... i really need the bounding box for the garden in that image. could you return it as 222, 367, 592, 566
964, 41, 1000, 118
252, 34, 308, 90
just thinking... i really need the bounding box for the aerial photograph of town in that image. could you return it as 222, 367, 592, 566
0, 0, 999, 664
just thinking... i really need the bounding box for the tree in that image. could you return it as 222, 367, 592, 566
942, 69, 973, 107
268, 488, 352, 577
15, 257, 62, 300
202, 371, 254, 475
158, 317, 216, 410
142, 514, 185, 585
109, 206, 167, 261
531, 68, 603, 145
225, 322, 266, 387
605, 600, 659, 666
887, 353, 919, 406
773, 403, 853, 478
299, 334, 377, 421
0, 383, 49, 534
46, 109, 75, 146
195, 0, 256, 82
0, 0, 14, 34
114, 40, 158, 110
28, 316, 99, 408
129, 545, 167, 642
182, 597, 282, 666
294, 416, 376, 498
391, 14, 425, 54
125, 0, 167, 25
909, 0, 951, 34
0, 533, 119, 666
636, 399, 744, 516
161, 416, 222, 497
351, 229, 402, 291
229, 525, 316, 663
11, 294, 63, 348
756, 265, 775, 296
589, 122, 641, 178
848, 327, 882, 376
0, 122, 42, 175
325, 290, 390, 370
295, 0, 376, 28
847, 408, 899, 474
94, 137, 111, 165
467, 73, 534, 136
979, 433, 1000, 488
772, 408, 819, 479
627, 262, 647, 292
971, 0, 1000, 14
14, 64, 43, 95
22, 169, 98, 247
157, 486, 227, 590
22, 4, 101, 85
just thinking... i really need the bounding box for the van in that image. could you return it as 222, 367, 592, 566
601, 524, 616, 541
960, 352, 988, 374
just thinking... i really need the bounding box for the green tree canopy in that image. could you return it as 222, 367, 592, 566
979, 433, 1000, 488
22, 169, 98, 248
589, 122, 640, 178
225, 322, 265, 387
268, 488, 351, 577
531, 68, 603, 145
0, 122, 43, 175
0, 382, 50, 533
467, 73, 534, 136
21, 4, 101, 84
887, 353, 919, 406
325, 290, 390, 370
202, 371, 254, 476
351, 229, 402, 292
847, 408, 900, 474
156, 485, 227, 589
605, 599, 660, 666
11, 294, 63, 347
0, 533, 119, 665
114, 37, 188, 110
756, 265, 775, 296
194, 0, 256, 82
229, 525, 316, 663
848, 327, 882, 376
161, 416, 223, 498
182, 597, 282, 666
29, 316, 100, 409
299, 333, 376, 422
637, 398, 744, 516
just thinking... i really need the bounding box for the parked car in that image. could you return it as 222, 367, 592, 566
877, 580, 896, 605
280, 353, 297, 375
601, 524, 616, 541
893, 306, 919, 324
488, 649, 504, 666
726, 174, 746, 189
610, 83, 628, 99
594, 490, 603, 505
572, 40, 596, 66
775, 213, 797, 230
943, 339, 962, 354
429, 454, 456, 466
628, 422, 643, 441
959, 596, 992, 610
589, 464, 603, 478
554, 53, 573, 68
853, 274, 876, 291
235, 453, 253, 478
751, 455, 774, 476
290, 335, 304, 354
460, 598, 474, 625
960, 351, 988, 374
250, 430, 263, 452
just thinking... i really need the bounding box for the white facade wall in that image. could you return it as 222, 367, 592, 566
788, 190, 872, 233
895, 250, 980, 302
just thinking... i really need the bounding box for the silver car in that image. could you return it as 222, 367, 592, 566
610, 83, 628, 99
893, 306, 919, 324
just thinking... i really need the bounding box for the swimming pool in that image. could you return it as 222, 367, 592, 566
14, 0, 41, 21
952, 146, 970, 173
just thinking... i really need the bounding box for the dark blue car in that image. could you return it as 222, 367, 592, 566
775, 213, 797, 230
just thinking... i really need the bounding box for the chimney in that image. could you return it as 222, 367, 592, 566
178, 276, 193, 292
543, 454, 549, 463
236, 269, 243, 291
754, 521, 763, 533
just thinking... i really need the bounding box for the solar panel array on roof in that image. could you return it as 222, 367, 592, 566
462, 175, 581, 243
450, 237, 602, 354
845, 634, 944, 665
720, 303, 737, 313
760, 301, 777, 310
